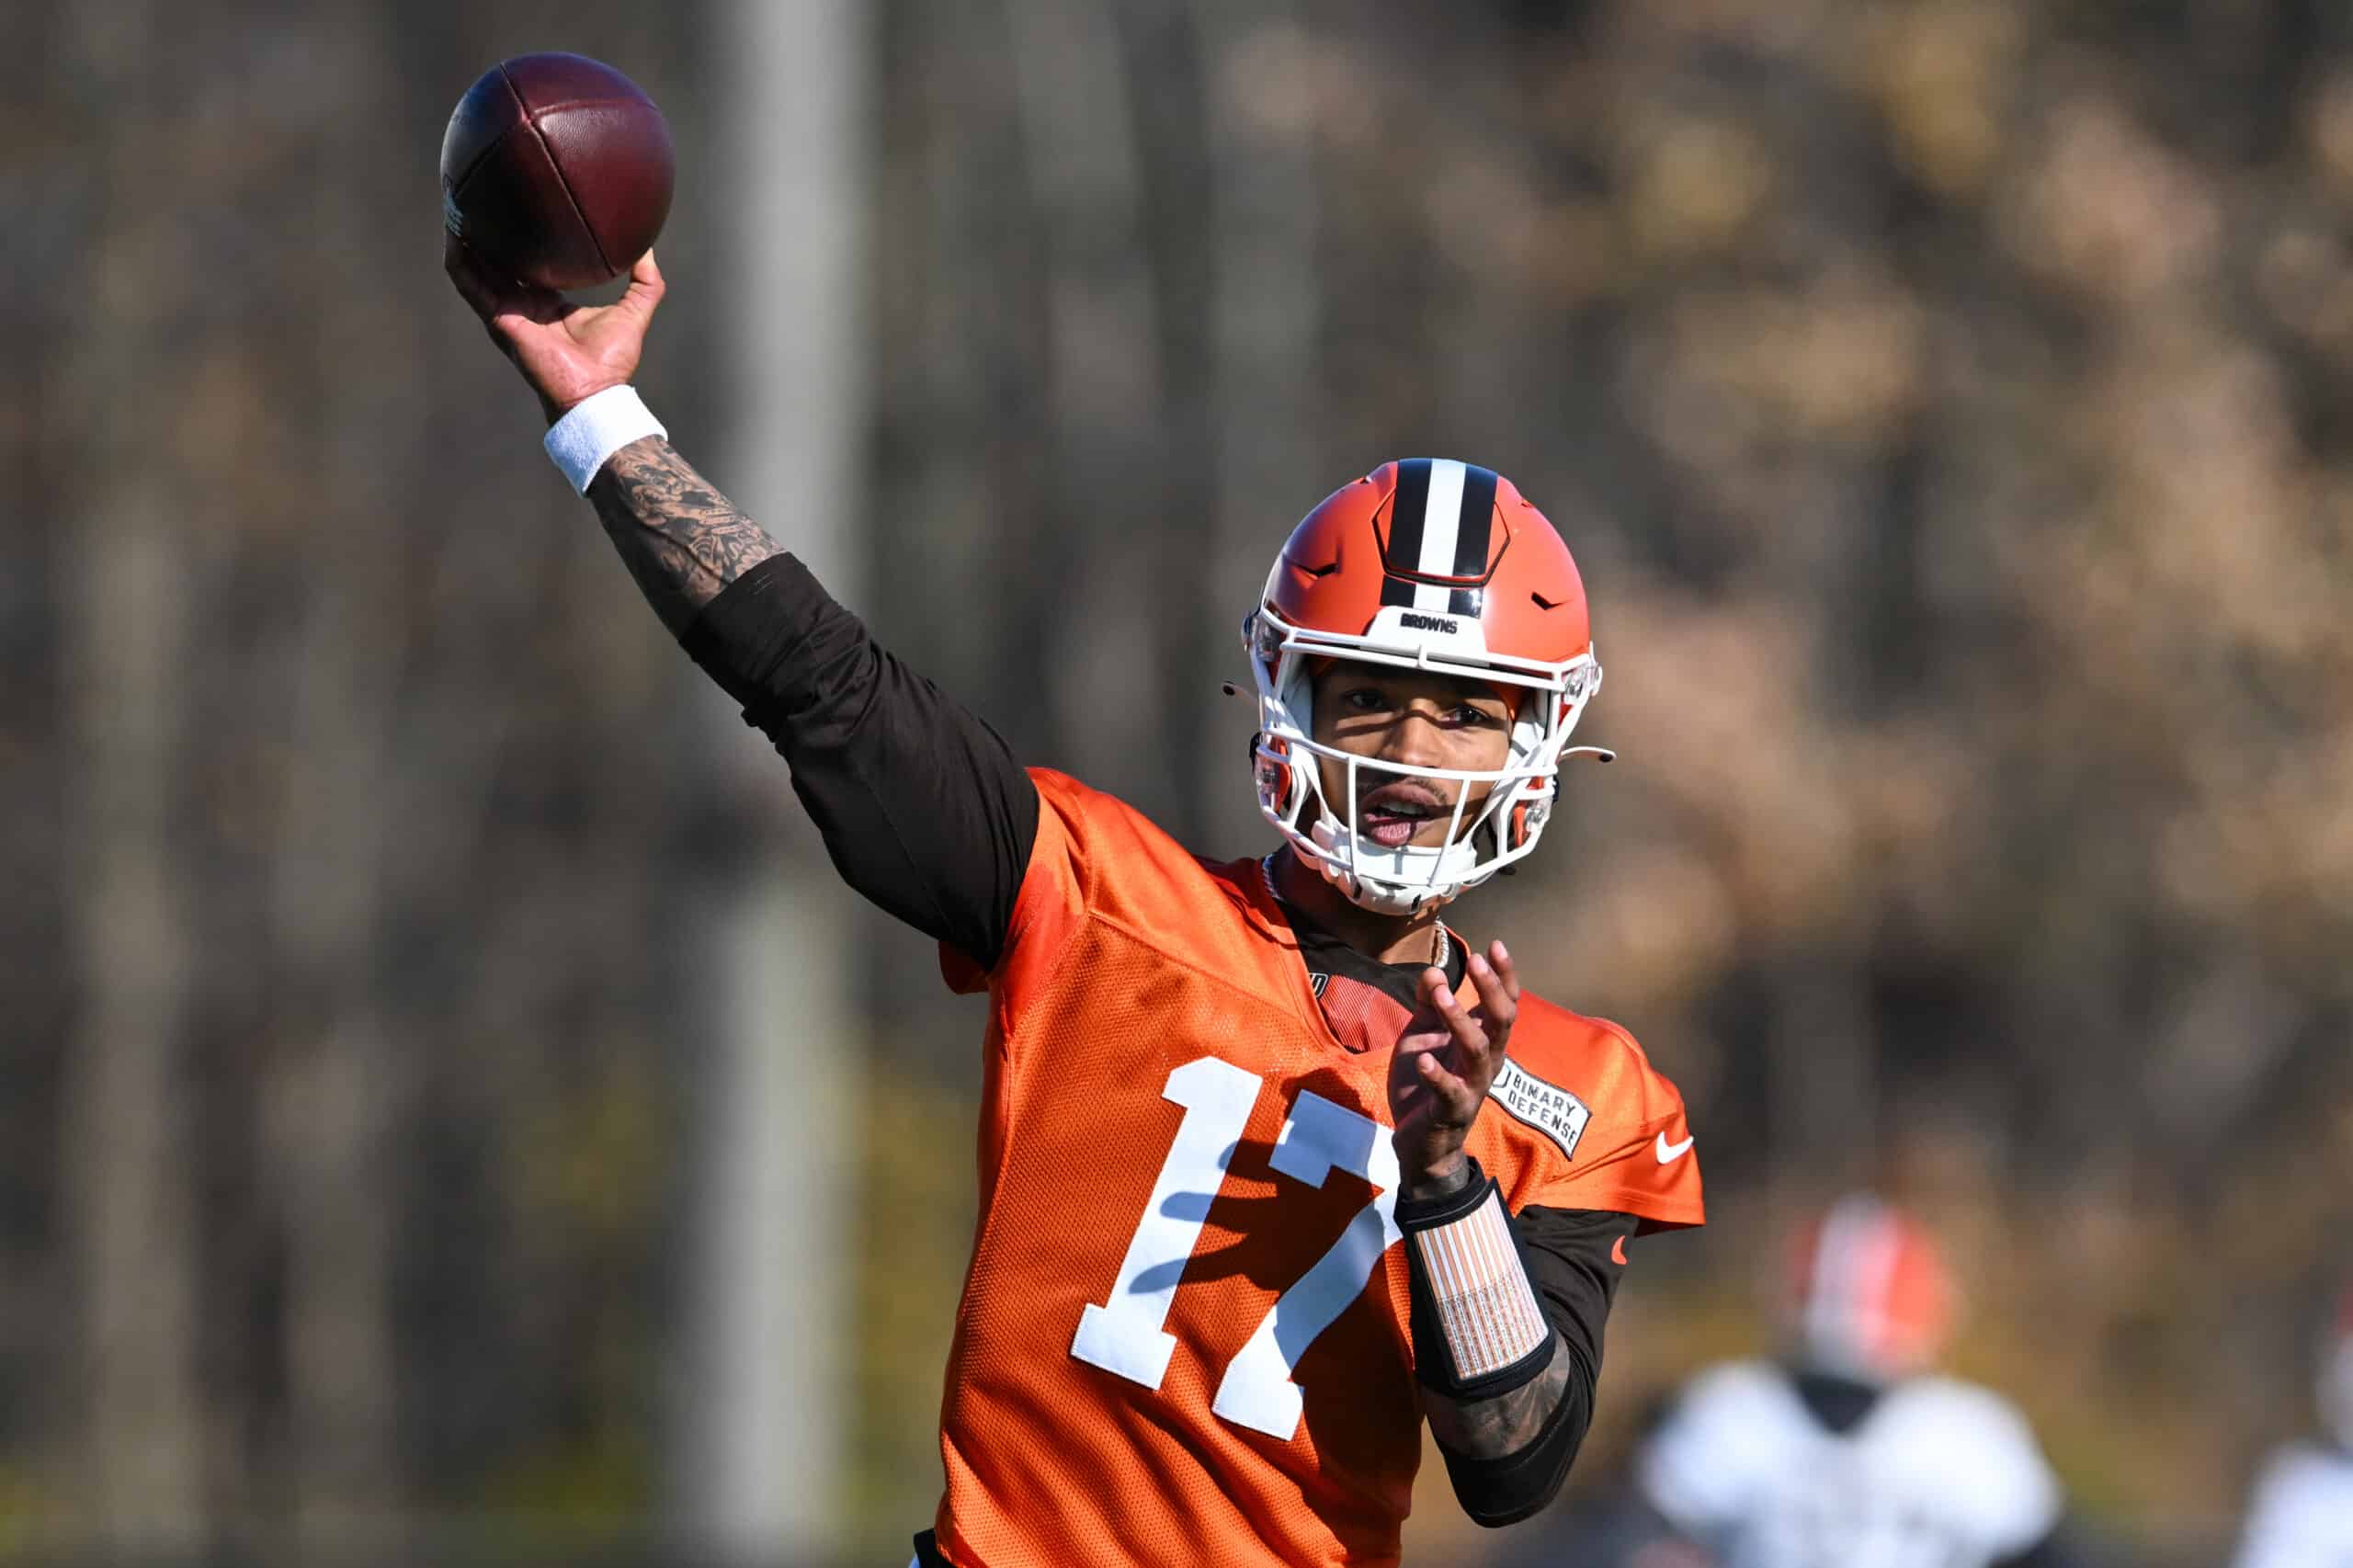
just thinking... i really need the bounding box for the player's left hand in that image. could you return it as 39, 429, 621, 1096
1388, 938, 1518, 1199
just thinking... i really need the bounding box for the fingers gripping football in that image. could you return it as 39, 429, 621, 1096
1389, 940, 1518, 1194
444, 232, 665, 421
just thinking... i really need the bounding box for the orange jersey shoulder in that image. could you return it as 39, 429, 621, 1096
940, 767, 1268, 999
1467, 996, 1704, 1234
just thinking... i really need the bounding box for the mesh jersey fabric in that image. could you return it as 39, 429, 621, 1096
930, 768, 1704, 1568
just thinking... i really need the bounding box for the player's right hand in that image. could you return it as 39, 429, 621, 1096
1388, 939, 1519, 1199
444, 233, 665, 423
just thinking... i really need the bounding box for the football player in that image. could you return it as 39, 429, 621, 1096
447, 240, 1703, 1567
2232, 1284, 2353, 1568
1637, 1195, 2077, 1568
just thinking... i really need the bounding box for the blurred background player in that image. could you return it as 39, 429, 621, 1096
444, 233, 1703, 1566
2232, 1283, 2353, 1568
1635, 1194, 2077, 1568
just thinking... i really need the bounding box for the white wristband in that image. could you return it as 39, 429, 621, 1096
543, 385, 667, 494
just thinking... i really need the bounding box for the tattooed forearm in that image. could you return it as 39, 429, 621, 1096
1423, 1338, 1574, 1457
584, 437, 783, 635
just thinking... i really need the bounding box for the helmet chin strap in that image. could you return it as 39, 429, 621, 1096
1317, 858, 1447, 924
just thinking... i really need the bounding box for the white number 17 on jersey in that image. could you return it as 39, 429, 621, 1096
1069, 1056, 1401, 1440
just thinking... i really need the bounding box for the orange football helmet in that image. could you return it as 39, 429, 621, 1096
1783, 1195, 1956, 1383
1245, 459, 1609, 915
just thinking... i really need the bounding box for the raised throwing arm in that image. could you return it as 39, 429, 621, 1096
443, 233, 1039, 968
585, 437, 780, 637
442, 236, 781, 632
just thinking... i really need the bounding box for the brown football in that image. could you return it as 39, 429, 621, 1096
440, 52, 674, 291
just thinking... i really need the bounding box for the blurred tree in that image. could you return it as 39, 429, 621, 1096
52, 0, 205, 1541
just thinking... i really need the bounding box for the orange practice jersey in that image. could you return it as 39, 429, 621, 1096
931, 769, 1704, 1567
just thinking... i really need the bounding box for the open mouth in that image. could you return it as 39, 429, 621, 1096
1357, 781, 1452, 849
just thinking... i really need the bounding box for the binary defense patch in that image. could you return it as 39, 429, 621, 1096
1490, 1057, 1592, 1162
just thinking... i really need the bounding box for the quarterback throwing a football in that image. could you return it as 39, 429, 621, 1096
448, 240, 1703, 1567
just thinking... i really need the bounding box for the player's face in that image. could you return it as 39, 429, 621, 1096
1308, 665, 1515, 852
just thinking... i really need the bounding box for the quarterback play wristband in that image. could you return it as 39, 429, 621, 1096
1397, 1157, 1555, 1398
544, 384, 667, 494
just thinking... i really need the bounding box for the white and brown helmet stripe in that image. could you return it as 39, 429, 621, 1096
1376, 458, 1497, 618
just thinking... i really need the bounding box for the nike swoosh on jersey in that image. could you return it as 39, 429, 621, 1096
1654, 1132, 1696, 1164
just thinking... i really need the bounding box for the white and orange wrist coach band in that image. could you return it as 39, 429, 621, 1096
544, 385, 666, 494
1397, 1158, 1553, 1394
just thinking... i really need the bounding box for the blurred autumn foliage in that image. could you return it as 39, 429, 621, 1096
6, 0, 2352, 1563
857, 0, 2353, 1555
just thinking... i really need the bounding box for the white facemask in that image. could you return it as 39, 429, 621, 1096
1245, 607, 1607, 916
